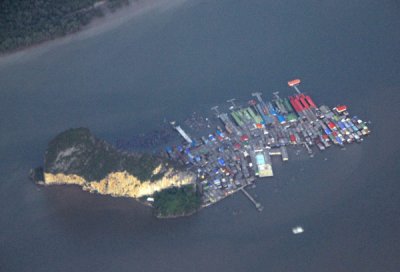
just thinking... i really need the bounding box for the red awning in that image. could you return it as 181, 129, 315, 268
305, 95, 317, 108
240, 135, 249, 142
328, 122, 336, 129
248, 100, 257, 106
288, 79, 301, 87
336, 105, 347, 112
299, 95, 310, 109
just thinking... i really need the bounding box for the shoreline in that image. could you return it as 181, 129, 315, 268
31, 167, 201, 218
32, 168, 256, 219
0, 0, 189, 67
35, 178, 202, 218
155, 209, 198, 219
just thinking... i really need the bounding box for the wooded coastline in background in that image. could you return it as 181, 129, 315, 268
0, 0, 131, 54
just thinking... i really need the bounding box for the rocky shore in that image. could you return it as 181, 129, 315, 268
32, 127, 199, 218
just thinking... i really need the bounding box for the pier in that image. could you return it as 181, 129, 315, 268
303, 142, 313, 156
240, 188, 263, 212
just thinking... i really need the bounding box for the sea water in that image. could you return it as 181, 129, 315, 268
1, 1, 399, 271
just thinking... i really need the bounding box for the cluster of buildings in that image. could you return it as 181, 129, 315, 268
165, 79, 370, 206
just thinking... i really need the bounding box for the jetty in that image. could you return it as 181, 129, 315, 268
240, 188, 263, 211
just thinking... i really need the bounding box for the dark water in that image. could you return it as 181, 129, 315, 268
1, 1, 400, 271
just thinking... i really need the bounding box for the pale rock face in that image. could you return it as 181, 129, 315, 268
44, 172, 86, 186
152, 164, 163, 175
50, 146, 82, 172
85, 169, 194, 197
43, 165, 195, 198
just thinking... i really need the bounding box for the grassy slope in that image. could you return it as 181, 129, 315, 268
45, 127, 161, 181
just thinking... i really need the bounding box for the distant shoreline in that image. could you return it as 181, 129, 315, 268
0, 0, 188, 66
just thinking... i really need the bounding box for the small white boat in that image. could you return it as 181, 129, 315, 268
292, 226, 304, 234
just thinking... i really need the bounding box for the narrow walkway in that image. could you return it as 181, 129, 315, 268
303, 142, 313, 156
240, 188, 263, 212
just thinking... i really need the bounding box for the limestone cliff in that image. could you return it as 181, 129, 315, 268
37, 128, 196, 199
86, 169, 194, 198
43, 168, 195, 198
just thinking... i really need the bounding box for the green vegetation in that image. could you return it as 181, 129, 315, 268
0, 0, 130, 53
30, 167, 45, 183
107, 0, 130, 11
153, 185, 201, 217
45, 127, 162, 181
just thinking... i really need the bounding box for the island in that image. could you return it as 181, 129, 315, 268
32, 79, 371, 218
31, 127, 199, 218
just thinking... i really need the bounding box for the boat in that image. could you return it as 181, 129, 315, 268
292, 226, 304, 234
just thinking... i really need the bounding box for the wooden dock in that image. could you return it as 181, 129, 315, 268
240, 188, 263, 212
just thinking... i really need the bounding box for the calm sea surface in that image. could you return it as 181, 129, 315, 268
1, 1, 400, 271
